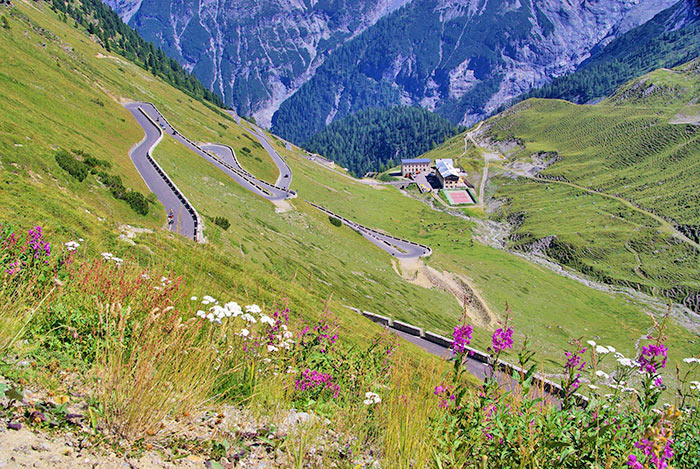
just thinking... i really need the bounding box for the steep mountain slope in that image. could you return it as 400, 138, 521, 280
6, 0, 695, 374
517, 0, 700, 105
480, 60, 700, 312
105, 0, 412, 127
304, 106, 462, 176
272, 0, 677, 143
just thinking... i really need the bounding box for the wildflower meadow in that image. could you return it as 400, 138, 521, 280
0, 223, 698, 467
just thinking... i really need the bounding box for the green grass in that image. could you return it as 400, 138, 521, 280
1, 0, 696, 382
481, 64, 700, 308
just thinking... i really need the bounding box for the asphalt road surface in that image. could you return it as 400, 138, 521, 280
308, 202, 431, 259
125, 103, 198, 240
226, 110, 293, 189
133, 102, 293, 202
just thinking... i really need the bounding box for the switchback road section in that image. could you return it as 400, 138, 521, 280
125, 103, 202, 242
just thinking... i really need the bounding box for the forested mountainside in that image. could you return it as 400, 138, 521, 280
271, 0, 679, 144
48, 0, 223, 106
104, 0, 412, 126
514, 0, 700, 106
105, 0, 677, 136
304, 106, 462, 176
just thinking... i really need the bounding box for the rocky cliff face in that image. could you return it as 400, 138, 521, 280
105, 0, 681, 136
104, 0, 411, 127
271, 0, 680, 142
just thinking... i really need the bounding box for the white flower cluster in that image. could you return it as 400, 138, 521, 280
682, 357, 700, 364
587, 341, 616, 355
195, 297, 245, 324
363, 391, 381, 406
689, 381, 700, 391
64, 240, 80, 251
101, 252, 123, 266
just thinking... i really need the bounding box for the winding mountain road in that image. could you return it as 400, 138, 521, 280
125, 103, 201, 241
227, 111, 292, 189
126, 103, 431, 259
134, 102, 295, 202
308, 202, 431, 259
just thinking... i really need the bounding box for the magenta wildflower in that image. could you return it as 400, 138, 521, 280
626, 455, 643, 469
634, 436, 674, 469
433, 384, 455, 409
563, 345, 587, 390
295, 369, 340, 398
491, 326, 514, 353
451, 323, 473, 355
638, 343, 668, 375
27, 226, 51, 259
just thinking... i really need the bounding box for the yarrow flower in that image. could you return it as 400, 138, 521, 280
451, 323, 473, 355
682, 357, 700, 364
64, 240, 80, 251
225, 302, 243, 317
363, 391, 381, 406
245, 304, 262, 314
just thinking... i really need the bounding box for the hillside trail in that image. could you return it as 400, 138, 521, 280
465, 122, 502, 207
467, 123, 700, 252
392, 257, 498, 328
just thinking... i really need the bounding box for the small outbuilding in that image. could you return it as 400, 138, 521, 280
401, 158, 431, 177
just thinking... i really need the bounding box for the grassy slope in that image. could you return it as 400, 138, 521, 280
0, 0, 453, 379
260, 130, 698, 372
1, 1, 695, 378
484, 63, 700, 305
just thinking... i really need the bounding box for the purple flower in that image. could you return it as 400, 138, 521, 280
638, 343, 668, 375
491, 327, 514, 353
433, 384, 455, 409
563, 346, 587, 390
451, 323, 473, 355
295, 368, 340, 398
626, 455, 643, 469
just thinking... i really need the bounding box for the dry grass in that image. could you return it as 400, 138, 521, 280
95, 301, 224, 440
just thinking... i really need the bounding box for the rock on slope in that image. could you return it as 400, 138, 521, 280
104, 0, 412, 127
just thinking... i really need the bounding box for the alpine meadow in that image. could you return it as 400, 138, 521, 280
0, 0, 699, 468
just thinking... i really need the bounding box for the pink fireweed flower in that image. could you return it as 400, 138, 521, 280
434, 384, 455, 409
295, 369, 340, 398
626, 455, 643, 469
638, 343, 668, 375
564, 345, 587, 390
491, 326, 514, 353
451, 323, 473, 355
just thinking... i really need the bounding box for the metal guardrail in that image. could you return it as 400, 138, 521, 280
137, 108, 204, 243
346, 306, 588, 406
142, 102, 296, 199
306, 201, 432, 257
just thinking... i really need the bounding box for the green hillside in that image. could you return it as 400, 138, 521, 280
483, 61, 700, 311
3, 0, 698, 371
